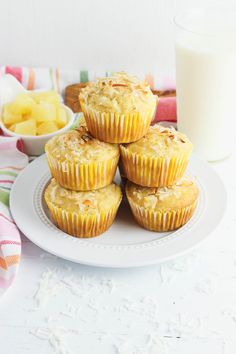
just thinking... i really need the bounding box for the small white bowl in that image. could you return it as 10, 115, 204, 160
0, 105, 74, 156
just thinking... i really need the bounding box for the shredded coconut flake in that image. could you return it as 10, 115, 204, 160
114, 333, 168, 354
30, 323, 69, 354
165, 313, 202, 338
195, 278, 215, 295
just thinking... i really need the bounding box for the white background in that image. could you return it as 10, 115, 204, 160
0, 0, 235, 79
1, 1, 236, 354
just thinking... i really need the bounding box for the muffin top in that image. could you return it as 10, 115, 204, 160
45, 126, 119, 163
79, 72, 156, 114
45, 178, 122, 214
126, 176, 199, 210
122, 125, 192, 157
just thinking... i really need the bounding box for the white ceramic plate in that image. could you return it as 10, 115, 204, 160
10, 154, 226, 268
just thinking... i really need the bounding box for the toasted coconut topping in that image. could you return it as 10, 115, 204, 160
79, 72, 156, 113
45, 127, 119, 163
122, 125, 192, 157
45, 179, 122, 214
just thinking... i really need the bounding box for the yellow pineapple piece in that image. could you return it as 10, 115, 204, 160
15, 119, 36, 136
8, 124, 16, 132
31, 91, 61, 105
56, 107, 68, 128
31, 102, 57, 123
37, 121, 59, 135
22, 113, 34, 121
11, 93, 34, 115
3, 103, 22, 125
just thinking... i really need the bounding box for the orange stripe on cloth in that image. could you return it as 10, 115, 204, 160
55, 68, 60, 93
0, 255, 20, 270
0, 166, 23, 171
145, 74, 154, 90
27, 68, 36, 90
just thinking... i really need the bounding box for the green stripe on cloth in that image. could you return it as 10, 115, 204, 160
80, 71, 89, 83
0, 188, 10, 207
0, 186, 10, 191
0, 171, 17, 177
69, 113, 83, 130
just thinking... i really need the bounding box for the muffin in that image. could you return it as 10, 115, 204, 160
45, 126, 119, 191
120, 124, 193, 187
126, 176, 199, 232
45, 178, 122, 238
79, 72, 157, 143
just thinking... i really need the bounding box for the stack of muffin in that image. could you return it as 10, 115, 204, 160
120, 125, 199, 231
44, 126, 122, 238
44, 72, 198, 238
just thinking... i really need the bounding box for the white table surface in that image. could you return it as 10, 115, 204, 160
0, 152, 235, 354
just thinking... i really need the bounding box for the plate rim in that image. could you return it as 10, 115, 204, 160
10, 154, 227, 268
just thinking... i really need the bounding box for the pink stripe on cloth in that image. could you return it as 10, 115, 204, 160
5, 67, 23, 83
0, 275, 14, 289
0, 217, 20, 236
0, 240, 21, 246
0, 141, 19, 150
0, 213, 15, 225
0, 136, 24, 153
0, 180, 13, 184
152, 96, 177, 123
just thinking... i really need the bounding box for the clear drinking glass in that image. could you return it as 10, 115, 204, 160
175, 7, 236, 161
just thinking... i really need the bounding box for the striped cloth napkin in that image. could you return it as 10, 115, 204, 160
0, 137, 28, 295
0, 66, 176, 295
1, 66, 176, 95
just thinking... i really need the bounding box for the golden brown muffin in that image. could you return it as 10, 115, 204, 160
79, 72, 157, 143
120, 124, 193, 187
126, 176, 199, 232
45, 178, 122, 238
45, 126, 119, 191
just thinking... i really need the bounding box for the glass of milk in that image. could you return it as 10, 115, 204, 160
175, 7, 236, 161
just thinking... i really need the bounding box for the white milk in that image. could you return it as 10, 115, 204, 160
175, 8, 236, 161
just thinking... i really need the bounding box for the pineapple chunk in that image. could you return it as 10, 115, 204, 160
37, 121, 59, 135
31, 102, 57, 123
31, 91, 61, 105
8, 124, 16, 132
15, 119, 36, 136
11, 93, 34, 115
3, 103, 22, 125
56, 107, 68, 128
